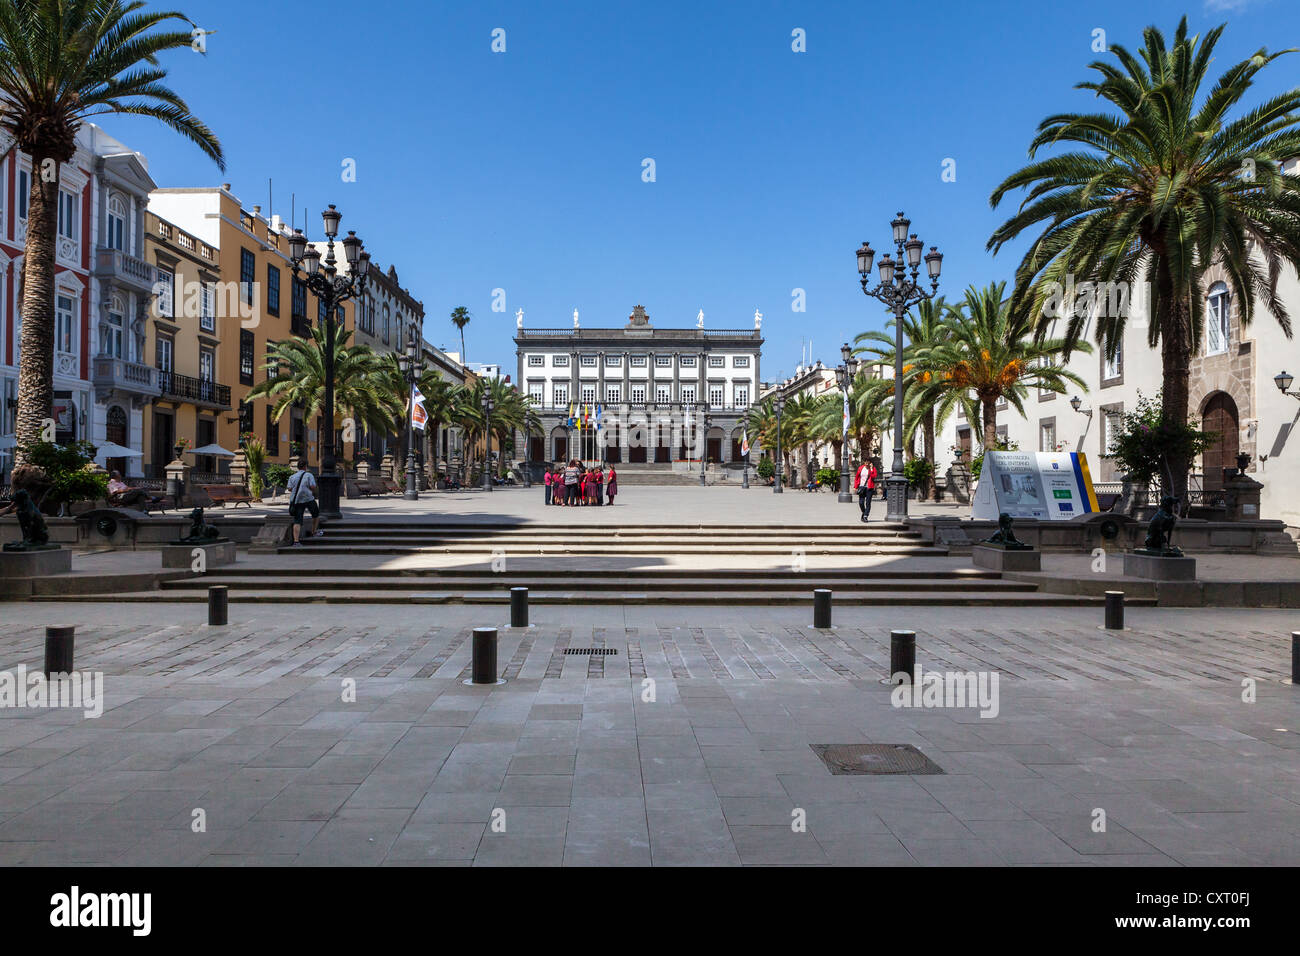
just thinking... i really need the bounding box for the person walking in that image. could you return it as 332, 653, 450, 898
287, 460, 321, 545
544, 467, 552, 505
606, 465, 618, 505
854, 459, 877, 523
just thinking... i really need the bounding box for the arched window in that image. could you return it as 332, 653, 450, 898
382, 306, 391, 344
106, 405, 127, 445
1206, 282, 1230, 355
107, 195, 127, 251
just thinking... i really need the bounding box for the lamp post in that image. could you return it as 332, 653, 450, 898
480, 390, 495, 491
400, 327, 423, 501
699, 406, 711, 486
287, 206, 370, 522
774, 393, 786, 494
856, 213, 943, 521
1275, 370, 1300, 400
835, 342, 860, 503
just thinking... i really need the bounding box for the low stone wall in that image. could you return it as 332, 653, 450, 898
908, 514, 1298, 556
0, 510, 265, 550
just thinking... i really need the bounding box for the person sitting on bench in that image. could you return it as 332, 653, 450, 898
107, 470, 157, 509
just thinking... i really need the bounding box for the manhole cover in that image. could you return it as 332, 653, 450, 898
810, 743, 944, 775
564, 648, 619, 656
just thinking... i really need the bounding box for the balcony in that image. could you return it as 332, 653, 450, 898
158, 370, 231, 410
94, 247, 156, 294
93, 356, 156, 401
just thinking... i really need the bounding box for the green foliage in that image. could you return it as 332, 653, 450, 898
903, 457, 934, 487
815, 467, 840, 487
756, 457, 775, 479
265, 464, 293, 490
243, 435, 266, 498
971, 437, 1019, 481
1104, 392, 1218, 487
17, 441, 106, 505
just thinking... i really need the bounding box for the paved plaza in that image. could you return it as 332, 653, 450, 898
0, 601, 1296, 866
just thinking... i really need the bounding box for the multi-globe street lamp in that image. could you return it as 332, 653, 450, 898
480, 390, 495, 491
699, 406, 711, 486
399, 326, 423, 501
773, 393, 786, 494
835, 342, 861, 503
287, 205, 371, 522
856, 213, 943, 521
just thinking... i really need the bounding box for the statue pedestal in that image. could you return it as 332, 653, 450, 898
0, 547, 72, 577
1124, 552, 1196, 581
972, 544, 1041, 572
162, 541, 236, 569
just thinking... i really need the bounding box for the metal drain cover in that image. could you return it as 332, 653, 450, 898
564, 648, 619, 656
811, 744, 944, 775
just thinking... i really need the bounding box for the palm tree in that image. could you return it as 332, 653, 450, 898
450, 306, 471, 365
246, 325, 398, 461
0, 0, 223, 461
914, 282, 1089, 451
987, 16, 1300, 498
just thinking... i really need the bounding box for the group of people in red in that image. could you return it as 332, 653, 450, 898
544, 459, 619, 506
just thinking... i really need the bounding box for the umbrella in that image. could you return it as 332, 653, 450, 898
93, 441, 144, 459
187, 443, 236, 458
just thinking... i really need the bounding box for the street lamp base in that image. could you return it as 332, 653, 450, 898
318, 473, 343, 522
884, 475, 909, 522
838, 492, 854, 503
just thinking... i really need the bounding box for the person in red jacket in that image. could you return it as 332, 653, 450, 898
853, 459, 877, 523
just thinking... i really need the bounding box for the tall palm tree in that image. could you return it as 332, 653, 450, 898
0, 0, 223, 461
915, 282, 1089, 450
246, 325, 398, 460
449, 306, 471, 365
987, 16, 1300, 498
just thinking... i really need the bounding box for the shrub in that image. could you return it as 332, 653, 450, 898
756, 457, 775, 479
265, 463, 293, 491
815, 467, 840, 487
1104, 390, 1217, 487
903, 458, 934, 487
15, 441, 107, 509
243, 436, 266, 498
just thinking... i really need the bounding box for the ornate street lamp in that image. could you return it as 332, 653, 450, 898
480, 389, 495, 491
699, 406, 711, 486
286, 206, 370, 521
400, 326, 423, 501
835, 342, 860, 503
774, 393, 786, 494
855, 213, 942, 521
1275, 370, 1299, 399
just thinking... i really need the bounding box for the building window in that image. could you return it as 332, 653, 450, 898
708, 386, 724, 407
58, 191, 76, 240
680, 355, 696, 368
605, 355, 621, 367
581, 385, 596, 403
105, 307, 124, 359
1103, 339, 1122, 380
266, 265, 281, 317
553, 354, 569, 367
239, 329, 255, 385
291, 277, 307, 319
606, 385, 621, 403
655, 355, 672, 367
155, 336, 173, 373
528, 385, 543, 403
1206, 282, 1230, 355
734, 385, 749, 407
528, 355, 544, 367
680, 386, 695, 404
200, 283, 215, 332
107, 196, 126, 251
238, 401, 253, 435
240, 249, 255, 305
553, 385, 568, 405
1040, 419, 1056, 452
630, 355, 646, 367
266, 405, 279, 456
154, 269, 174, 318
708, 355, 725, 368
631, 386, 646, 403
733, 356, 750, 368
199, 348, 214, 383
581, 355, 597, 367
56, 295, 75, 354
656, 385, 670, 403
381, 306, 391, 343
1103, 408, 1123, 455
17, 169, 28, 220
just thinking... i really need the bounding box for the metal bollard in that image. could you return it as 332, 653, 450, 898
44, 626, 75, 678
890, 629, 916, 684
472, 627, 498, 684
1104, 590, 1124, 631
812, 589, 832, 628
1292, 632, 1299, 685
208, 585, 229, 626
510, 587, 529, 628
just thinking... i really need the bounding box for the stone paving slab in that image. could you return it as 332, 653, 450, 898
0, 602, 1296, 866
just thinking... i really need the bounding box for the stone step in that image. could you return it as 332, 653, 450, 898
277, 544, 948, 556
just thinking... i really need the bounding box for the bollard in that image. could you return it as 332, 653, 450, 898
472, 627, 498, 684
1104, 590, 1124, 631
208, 585, 229, 626
890, 629, 916, 684
44, 626, 75, 678
1292, 632, 1299, 685
812, 589, 833, 628
510, 587, 529, 628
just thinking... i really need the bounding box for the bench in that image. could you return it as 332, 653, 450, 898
199, 483, 254, 508
354, 479, 388, 497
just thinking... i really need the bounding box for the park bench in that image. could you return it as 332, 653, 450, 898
199, 483, 254, 508
354, 478, 388, 497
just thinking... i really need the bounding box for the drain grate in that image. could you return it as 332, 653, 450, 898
564, 648, 619, 656
810, 743, 944, 775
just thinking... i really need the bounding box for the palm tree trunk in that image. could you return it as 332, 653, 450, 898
924, 408, 937, 501
982, 399, 997, 450
15, 157, 60, 462
1158, 276, 1193, 503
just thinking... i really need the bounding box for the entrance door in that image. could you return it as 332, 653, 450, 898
152, 411, 174, 478
105, 405, 128, 476
1201, 392, 1239, 492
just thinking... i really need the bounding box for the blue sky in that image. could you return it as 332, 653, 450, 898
109, 0, 1296, 380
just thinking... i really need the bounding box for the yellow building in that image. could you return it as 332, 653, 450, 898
148, 185, 355, 475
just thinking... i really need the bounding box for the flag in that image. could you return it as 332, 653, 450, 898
741, 429, 750, 456
410, 386, 428, 431
568, 402, 576, 428
595, 404, 603, 430
843, 392, 850, 428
